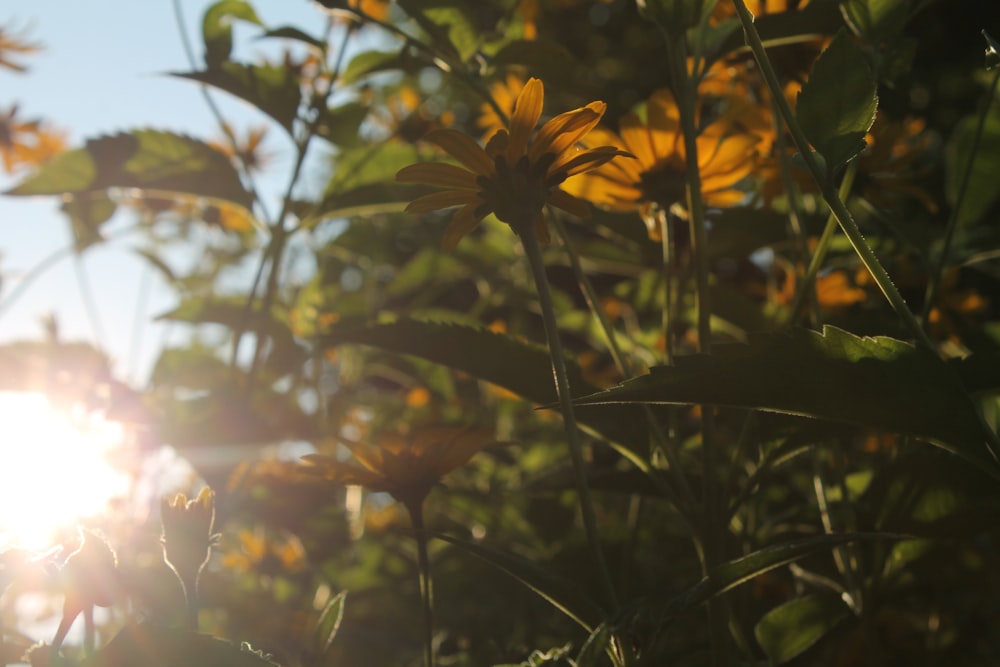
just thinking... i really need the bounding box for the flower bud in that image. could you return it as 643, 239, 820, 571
160, 487, 218, 601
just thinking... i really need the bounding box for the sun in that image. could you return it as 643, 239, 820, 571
0, 392, 132, 550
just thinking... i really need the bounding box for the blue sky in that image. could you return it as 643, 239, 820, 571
0, 0, 328, 383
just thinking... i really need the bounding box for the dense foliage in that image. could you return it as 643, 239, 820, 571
4, 0, 1000, 665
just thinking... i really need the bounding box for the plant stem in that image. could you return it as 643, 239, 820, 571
732, 0, 935, 351
922, 67, 1000, 323
406, 501, 435, 667
518, 227, 619, 610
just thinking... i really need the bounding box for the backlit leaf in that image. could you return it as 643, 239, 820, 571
174, 63, 302, 134
203, 0, 264, 68
755, 593, 852, 663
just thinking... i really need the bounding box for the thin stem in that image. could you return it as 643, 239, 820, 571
733, 0, 935, 351
518, 227, 618, 610
922, 67, 1000, 323
659, 208, 676, 365
787, 160, 858, 325
406, 501, 435, 667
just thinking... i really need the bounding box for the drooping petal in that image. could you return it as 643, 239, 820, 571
529, 102, 605, 162
405, 190, 480, 213
550, 146, 634, 181
505, 77, 545, 163
396, 162, 479, 189
547, 188, 592, 219
442, 201, 488, 250
423, 129, 495, 176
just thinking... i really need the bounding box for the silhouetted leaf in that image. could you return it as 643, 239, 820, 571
947, 109, 1000, 227
7, 130, 252, 210
572, 326, 1000, 476
796, 29, 878, 175
313, 590, 347, 657
174, 63, 302, 134
840, 0, 913, 44
258, 26, 326, 53
80, 622, 277, 667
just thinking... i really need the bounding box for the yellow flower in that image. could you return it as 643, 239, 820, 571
302, 426, 503, 508
712, 0, 810, 21
564, 89, 758, 240
396, 77, 630, 250
478, 74, 526, 138
160, 487, 218, 603
0, 105, 66, 174
0, 23, 41, 73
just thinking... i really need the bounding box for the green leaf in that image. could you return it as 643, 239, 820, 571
315, 101, 369, 147
203, 0, 264, 68
174, 62, 302, 134
840, 0, 913, 44
324, 141, 421, 193
312, 590, 347, 657
657, 533, 899, 619
7, 130, 252, 210
258, 26, 326, 53
431, 532, 605, 632
340, 49, 413, 85
61, 192, 117, 251
490, 40, 579, 83
317, 318, 649, 450
397, 0, 480, 62
946, 109, 1000, 227
796, 29, 878, 174
571, 326, 1000, 476
755, 593, 852, 664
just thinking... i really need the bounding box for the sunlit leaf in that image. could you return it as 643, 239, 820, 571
397, 0, 480, 62
796, 29, 878, 175
571, 326, 1000, 476
840, 0, 913, 44
755, 593, 852, 664
340, 48, 413, 85
203, 0, 264, 68
313, 590, 347, 657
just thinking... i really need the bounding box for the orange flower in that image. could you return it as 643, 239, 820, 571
397, 77, 630, 249
0, 105, 66, 173
564, 89, 758, 240
0, 23, 41, 73
303, 426, 504, 507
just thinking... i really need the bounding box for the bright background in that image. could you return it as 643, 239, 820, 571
0, 0, 325, 384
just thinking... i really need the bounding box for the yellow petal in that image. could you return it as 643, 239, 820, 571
423, 129, 495, 176
547, 188, 592, 218
505, 77, 545, 163
618, 114, 657, 171
442, 202, 488, 250
529, 102, 605, 162
406, 190, 480, 214
551, 146, 634, 180
397, 162, 479, 189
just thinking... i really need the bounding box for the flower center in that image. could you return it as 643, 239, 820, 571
477, 153, 557, 233
638, 160, 688, 210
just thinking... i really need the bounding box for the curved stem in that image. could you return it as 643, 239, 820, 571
733, 0, 934, 351
406, 501, 435, 667
518, 227, 618, 611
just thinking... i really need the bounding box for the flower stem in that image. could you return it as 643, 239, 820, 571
406, 501, 435, 667
518, 227, 618, 611
733, 0, 934, 351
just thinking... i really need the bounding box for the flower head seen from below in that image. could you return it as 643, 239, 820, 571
397, 77, 631, 250
302, 426, 504, 509
563, 88, 758, 240
160, 487, 219, 605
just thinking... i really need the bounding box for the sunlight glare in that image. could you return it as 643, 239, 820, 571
0, 392, 131, 550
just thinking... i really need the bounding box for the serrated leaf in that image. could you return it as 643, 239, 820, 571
755, 593, 851, 664
203, 0, 263, 68
432, 532, 605, 631
796, 29, 878, 174
317, 318, 648, 450
7, 130, 252, 210
313, 590, 347, 656
174, 62, 302, 134
572, 326, 1000, 476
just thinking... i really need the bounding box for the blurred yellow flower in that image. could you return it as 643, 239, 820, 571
211, 123, 273, 174
713, 0, 810, 21
0, 23, 41, 72
303, 426, 503, 508
564, 89, 758, 240
222, 526, 308, 576
859, 115, 938, 213
397, 77, 630, 249
0, 105, 66, 174
478, 74, 526, 138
